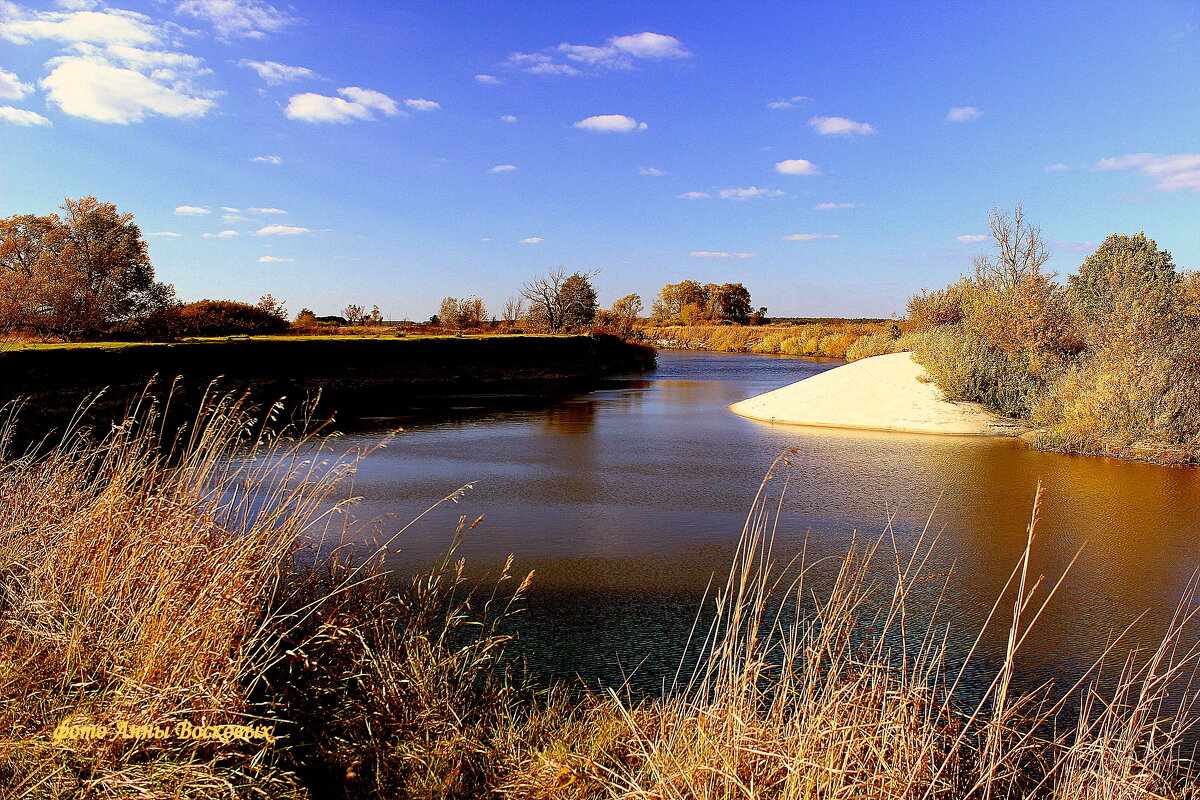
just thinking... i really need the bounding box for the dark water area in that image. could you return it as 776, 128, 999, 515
321, 350, 1200, 700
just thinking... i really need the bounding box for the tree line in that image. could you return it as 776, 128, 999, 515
1, 198, 766, 342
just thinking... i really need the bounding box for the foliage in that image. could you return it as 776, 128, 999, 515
439, 296, 489, 332
0, 197, 175, 339
131, 299, 292, 339
342, 304, 369, 325
521, 268, 598, 332
650, 280, 754, 325
907, 207, 1200, 461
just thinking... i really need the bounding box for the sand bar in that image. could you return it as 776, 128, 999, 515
728, 352, 1022, 436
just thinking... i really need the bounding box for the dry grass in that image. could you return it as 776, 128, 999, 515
640, 323, 891, 359
2, 397, 1199, 798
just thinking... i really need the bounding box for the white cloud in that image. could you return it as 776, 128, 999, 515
475, 74, 500, 84
500, 114, 516, 122
508, 31, 689, 74
781, 233, 839, 241
519, 237, 543, 243
285, 87, 400, 123
222, 213, 248, 221
574, 114, 646, 132
202, 229, 238, 238
946, 106, 983, 122
639, 166, 665, 176
257, 255, 293, 262
250, 154, 282, 164
148, 231, 182, 237
0, 105, 51, 126
254, 224, 309, 235
174, 0, 295, 39
0, 68, 33, 100
1044, 163, 1069, 172
956, 234, 989, 243
174, 205, 210, 215
488, 164, 517, 172
814, 202, 853, 210
220, 206, 238, 212
690, 251, 756, 258
41, 56, 215, 123
404, 97, 439, 111
766, 95, 810, 109
0, 6, 165, 46
248, 206, 286, 214
238, 59, 314, 84
678, 191, 711, 199
809, 116, 876, 136
775, 158, 820, 175
717, 186, 784, 200
1092, 153, 1200, 193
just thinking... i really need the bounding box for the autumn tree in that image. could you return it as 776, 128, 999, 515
342, 304, 368, 325
0, 197, 174, 339
651, 280, 753, 324
438, 296, 488, 332
521, 268, 598, 332
501, 296, 526, 325
257, 294, 287, 320
611, 293, 643, 324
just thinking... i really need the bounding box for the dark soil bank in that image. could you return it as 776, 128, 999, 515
0, 335, 657, 434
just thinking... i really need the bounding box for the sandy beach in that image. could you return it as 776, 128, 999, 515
729, 352, 1021, 436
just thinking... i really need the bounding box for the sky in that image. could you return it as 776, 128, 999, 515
2, 0, 1199, 320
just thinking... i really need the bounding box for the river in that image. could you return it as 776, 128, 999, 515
327, 350, 1200, 696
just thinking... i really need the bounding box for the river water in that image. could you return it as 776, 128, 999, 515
327, 350, 1200, 695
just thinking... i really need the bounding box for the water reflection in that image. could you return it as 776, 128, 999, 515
325, 351, 1200, 694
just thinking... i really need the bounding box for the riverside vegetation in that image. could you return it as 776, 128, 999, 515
904, 206, 1200, 464
3, 394, 1200, 799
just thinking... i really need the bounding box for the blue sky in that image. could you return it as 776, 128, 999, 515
2, 0, 1199, 319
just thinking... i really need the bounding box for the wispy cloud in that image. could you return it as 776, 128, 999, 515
1044, 163, 1069, 172
809, 116, 876, 136
946, 106, 983, 122
690, 251, 756, 258
956, 234, 988, 243
678, 191, 711, 199
148, 231, 182, 237
519, 237, 543, 243
174, 205, 210, 215
250, 154, 282, 165
0, 68, 33, 100
0, 105, 51, 126
766, 95, 810, 109
574, 114, 646, 132
775, 158, 820, 175
488, 164, 517, 173
638, 166, 665, 176
475, 74, 501, 84
202, 230, 238, 238
257, 255, 293, 262
781, 233, 839, 241
247, 207, 286, 214
285, 87, 400, 123
1091, 153, 1200, 193
679, 187, 785, 200
404, 97, 439, 111
508, 31, 689, 75
175, 0, 296, 40
814, 202, 853, 210
254, 224, 309, 235
238, 59, 314, 83
500, 114, 517, 122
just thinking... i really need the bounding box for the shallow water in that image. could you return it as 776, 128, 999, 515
324, 350, 1200, 694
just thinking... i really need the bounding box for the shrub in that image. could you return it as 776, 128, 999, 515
130, 299, 291, 340
845, 331, 897, 361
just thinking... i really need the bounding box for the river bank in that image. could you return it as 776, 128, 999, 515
0, 334, 656, 433
639, 321, 890, 359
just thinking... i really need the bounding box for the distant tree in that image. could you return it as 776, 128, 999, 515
611, 293, 643, 324
748, 307, 768, 325
0, 197, 175, 339
293, 307, 318, 329
559, 272, 598, 329
369, 304, 384, 325
133, 299, 290, 339
713, 283, 752, 324
501, 296, 526, 325
521, 268, 598, 332
341, 304, 368, 325
651, 280, 707, 323
439, 296, 488, 332
256, 293, 287, 320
